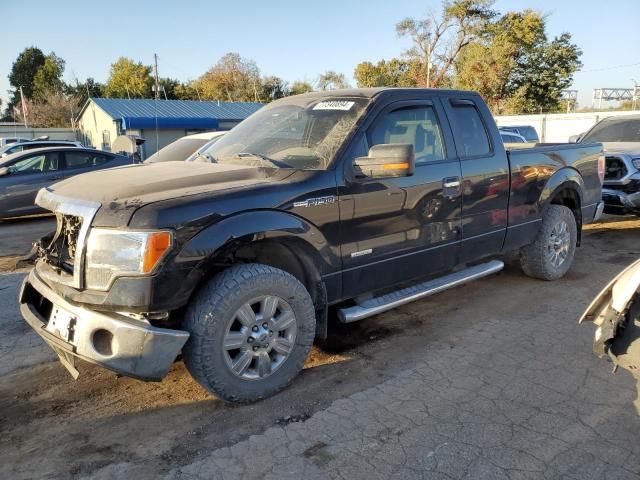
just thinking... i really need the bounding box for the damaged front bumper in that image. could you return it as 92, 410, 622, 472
602, 187, 640, 215
19, 267, 189, 381
580, 258, 640, 412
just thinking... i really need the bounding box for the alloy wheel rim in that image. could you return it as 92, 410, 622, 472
548, 220, 571, 268
222, 295, 297, 380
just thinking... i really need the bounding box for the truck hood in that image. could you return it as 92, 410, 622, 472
602, 142, 640, 155
47, 161, 292, 226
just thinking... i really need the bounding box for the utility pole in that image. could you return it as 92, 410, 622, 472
154, 53, 160, 100
426, 43, 432, 88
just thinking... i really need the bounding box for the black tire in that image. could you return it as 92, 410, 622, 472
520, 205, 577, 281
182, 263, 316, 403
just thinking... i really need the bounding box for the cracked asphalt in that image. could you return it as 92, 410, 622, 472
1, 218, 640, 479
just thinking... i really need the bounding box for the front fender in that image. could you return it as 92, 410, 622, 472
176, 210, 336, 271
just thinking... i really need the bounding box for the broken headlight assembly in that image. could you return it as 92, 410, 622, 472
85, 229, 172, 290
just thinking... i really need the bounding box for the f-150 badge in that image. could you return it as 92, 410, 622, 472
293, 196, 335, 208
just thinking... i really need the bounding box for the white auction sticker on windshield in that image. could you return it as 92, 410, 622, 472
313, 101, 355, 111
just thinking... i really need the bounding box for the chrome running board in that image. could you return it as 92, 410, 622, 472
338, 260, 504, 323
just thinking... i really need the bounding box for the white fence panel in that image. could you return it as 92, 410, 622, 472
495, 110, 638, 143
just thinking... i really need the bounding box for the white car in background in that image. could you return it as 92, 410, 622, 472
0, 136, 31, 147
144, 131, 226, 163
0, 139, 83, 158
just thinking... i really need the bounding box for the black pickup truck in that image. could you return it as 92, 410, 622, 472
19, 88, 604, 402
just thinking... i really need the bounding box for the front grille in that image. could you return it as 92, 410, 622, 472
605, 156, 628, 181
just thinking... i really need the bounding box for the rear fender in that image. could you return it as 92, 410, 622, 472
539, 168, 585, 210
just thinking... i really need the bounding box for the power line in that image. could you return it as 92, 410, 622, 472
574, 62, 640, 74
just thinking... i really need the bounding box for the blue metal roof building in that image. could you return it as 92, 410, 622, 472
77, 97, 263, 156
86, 97, 263, 130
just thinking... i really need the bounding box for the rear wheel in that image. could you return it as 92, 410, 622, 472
520, 205, 577, 281
183, 263, 316, 403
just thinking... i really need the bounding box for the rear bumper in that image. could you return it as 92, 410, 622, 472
19, 268, 189, 380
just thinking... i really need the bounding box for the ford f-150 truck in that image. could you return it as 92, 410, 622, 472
19, 88, 605, 402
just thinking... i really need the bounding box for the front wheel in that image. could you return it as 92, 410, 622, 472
183, 263, 316, 403
520, 205, 577, 281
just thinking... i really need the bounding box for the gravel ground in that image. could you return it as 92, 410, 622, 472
0, 217, 639, 479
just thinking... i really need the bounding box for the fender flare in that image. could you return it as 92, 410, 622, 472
539, 167, 585, 211
176, 209, 336, 273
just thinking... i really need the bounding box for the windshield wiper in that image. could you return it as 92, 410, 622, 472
192, 151, 217, 163
233, 152, 291, 168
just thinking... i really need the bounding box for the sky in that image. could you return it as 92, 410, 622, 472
1, 0, 639, 110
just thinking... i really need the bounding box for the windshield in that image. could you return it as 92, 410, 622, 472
189, 97, 369, 170
582, 117, 640, 143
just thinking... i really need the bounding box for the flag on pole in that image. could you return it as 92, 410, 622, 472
19, 86, 28, 128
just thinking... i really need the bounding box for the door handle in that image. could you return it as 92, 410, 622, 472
442, 176, 461, 198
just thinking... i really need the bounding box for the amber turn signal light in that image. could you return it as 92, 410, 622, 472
142, 231, 172, 273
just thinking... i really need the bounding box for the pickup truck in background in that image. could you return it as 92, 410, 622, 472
571, 114, 640, 216
19, 88, 604, 403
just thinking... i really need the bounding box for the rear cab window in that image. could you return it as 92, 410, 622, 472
447, 99, 492, 158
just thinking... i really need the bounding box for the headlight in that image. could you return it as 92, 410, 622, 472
632, 158, 640, 170
85, 229, 172, 290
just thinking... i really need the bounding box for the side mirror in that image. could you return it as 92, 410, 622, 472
569, 133, 585, 144
0, 167, 8, 177
353, 143, 415, 179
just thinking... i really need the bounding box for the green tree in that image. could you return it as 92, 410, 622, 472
3, 46, 47, 119
173, 81, 201, 100
354, 58, 422, 87
196, 53, 261, 102
513, 33, 582, 112
455, 10, 581, 113
396, 0, 496, 87
289, 80, 313, 95
157, 78, 182, 99
104, 57, 153, 98
316, 71, 349, 90
32, 53, 66, 99
259, 76, 289, 101
8, 47, 46, 98
67, 77, 105, 105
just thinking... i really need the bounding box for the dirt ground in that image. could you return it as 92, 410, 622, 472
1, 216, 639, 479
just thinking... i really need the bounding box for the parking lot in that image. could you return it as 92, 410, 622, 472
0, 215, 638, 479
